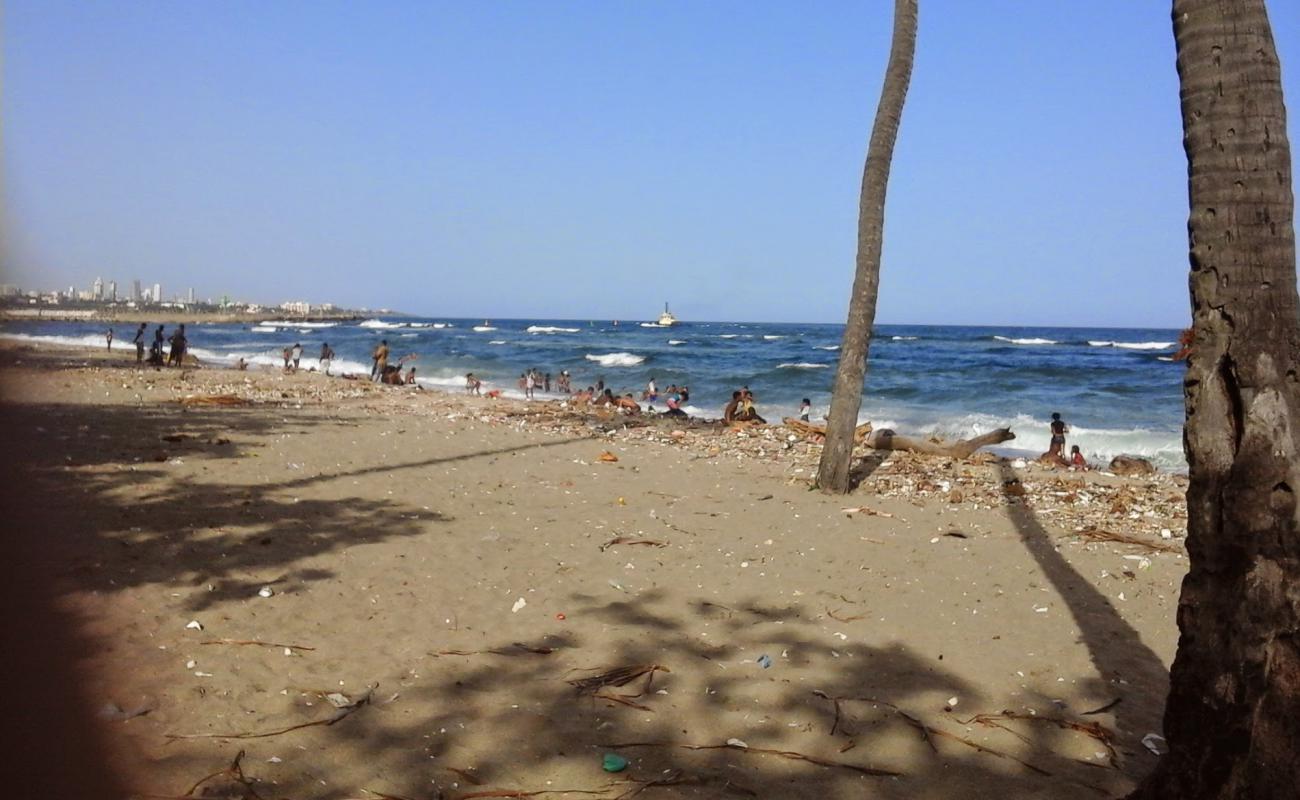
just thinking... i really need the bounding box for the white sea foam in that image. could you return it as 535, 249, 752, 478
763, 335, 785, 340
399, 333, 418, 338
526, 325, 580, 334
489, 340, 507, 345
1088, 340, 1176, 350
585, 352, 646, 367
640, 322, 666, 328
668, 340, 687, 346
778, 362, 829, 369
891, 335, 919, 341
251, 326, 278, 333
260, 320, 338, 328
0, 332, 108, 349
814, 345, 840, 351
993, 335, 1057, 345
472, 326, 498, 332
359, 319, 405, 329
719, 334, 739, 339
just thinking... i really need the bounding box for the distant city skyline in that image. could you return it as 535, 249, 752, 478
3, 2, 1298, 327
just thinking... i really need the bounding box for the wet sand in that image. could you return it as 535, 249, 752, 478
0, 340, 1189, 799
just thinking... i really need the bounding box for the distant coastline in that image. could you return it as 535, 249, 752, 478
0, 307, 378, 325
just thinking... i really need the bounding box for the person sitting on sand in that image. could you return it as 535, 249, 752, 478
485, 388, 502, 399
1070, 445, 1089, 470
319, 343, 335, 376
571, 387, 592, 405
616, 393, 641, 414
236, 357, 248, 371
405, 367, 419, 387
592, 388, 616, 406
723, 391, 742, 423
734, 390, 766, 424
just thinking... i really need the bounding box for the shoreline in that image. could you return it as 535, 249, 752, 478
0, 307, 377, 325
1, 337, 1187, 798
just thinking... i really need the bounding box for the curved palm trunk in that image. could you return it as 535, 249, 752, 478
816, 0, 917, 493
1131, 1, 1300, 797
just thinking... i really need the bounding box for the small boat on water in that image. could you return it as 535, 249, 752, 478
657, 303, 679, 327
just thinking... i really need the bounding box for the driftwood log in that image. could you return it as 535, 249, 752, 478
863, 427, 1015, 459
782, 418, 873, 444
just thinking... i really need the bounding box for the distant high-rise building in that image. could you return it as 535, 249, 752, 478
107, 281, 117, 301
187, 287, 195, 304
132, 280, 142, 301
152, 283, 162, 304
92, 277, 104, 301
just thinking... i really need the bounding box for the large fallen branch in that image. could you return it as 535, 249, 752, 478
863, 427, 1014, 458
781, 418, 873, 444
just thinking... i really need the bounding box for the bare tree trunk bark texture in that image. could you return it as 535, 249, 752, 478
1131, 1, 1300, 797
817, 0, 918, 493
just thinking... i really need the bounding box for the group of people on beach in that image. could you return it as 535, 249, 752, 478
722, 386, 766, 424
367, 339, 419, 386
119, 323, 187, 368
1042, 412, 1088, 469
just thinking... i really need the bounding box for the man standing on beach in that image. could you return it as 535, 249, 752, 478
132, 323, 147, 364
319, 342, 335, 376
105, 328, 113, 351
1048, 412, 1069, 459
291, 343, 303, 371
150, 325, 165, 366
167, 324, 187, 367
371, 340, 389, 382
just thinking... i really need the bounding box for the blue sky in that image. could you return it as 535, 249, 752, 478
3, 1, 1298, 326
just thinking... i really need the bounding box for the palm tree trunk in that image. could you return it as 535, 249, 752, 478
816, 0, 918, 493
1130, 1, 1300, 797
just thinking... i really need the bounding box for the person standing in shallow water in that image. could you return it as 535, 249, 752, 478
371, 340, 389, 382
105, 328, 113, 351
1048, 412, 1068, 459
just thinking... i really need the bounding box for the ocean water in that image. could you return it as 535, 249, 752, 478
0, 317, 1188, 470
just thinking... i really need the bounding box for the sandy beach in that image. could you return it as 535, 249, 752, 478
0, 340, 1190, 799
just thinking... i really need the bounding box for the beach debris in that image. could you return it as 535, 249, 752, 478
599, 536, 666, 551
864, 427, 1014, 459
511, 597, 527, 613
812, 691, 1053, 776
569, 664, 669, 697
185, 620, 204, 631
555, 613, 566, 621
756, 654, 773, 669
257, 586, 275, 598
597, 451, 620, 463
178, 394, 252, 407
166, 683, 378, 740
1078, 527, 1179, 553
1082, 697, 1123, 715
602, 739, 901, 778
178, 749, 260, 799
945, 696, 959, 710
201, 638, 315, 651
1109, 455, 1157, 476
839, 506, 894, 518
98, 700, 154, 721
602, 753, 630, 773
434, 642, 556, 657
961, 711, 1121, 768
1142, 733, 1169, 756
